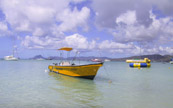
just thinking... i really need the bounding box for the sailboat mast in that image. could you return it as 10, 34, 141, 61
13, 48, 14, 57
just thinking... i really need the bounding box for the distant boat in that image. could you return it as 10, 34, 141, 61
4, 46, 18, 61
91, 58, 103, 62
4, 55, 18, 61
170, 58, 173, 64
36, 58, 45, 60
104, 59, 110, 62
48, 47, 103, 80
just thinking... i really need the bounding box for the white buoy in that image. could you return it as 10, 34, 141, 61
45, 69, 49, 73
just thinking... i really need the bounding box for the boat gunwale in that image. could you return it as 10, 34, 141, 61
51, 62, 104, 67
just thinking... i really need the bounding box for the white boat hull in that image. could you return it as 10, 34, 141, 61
104, 59, 110, 62
4, 56, 18, 61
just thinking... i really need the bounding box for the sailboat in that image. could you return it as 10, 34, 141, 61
48, 47, 103, 80
4, 46, 18, 61
4, 55, 18, 61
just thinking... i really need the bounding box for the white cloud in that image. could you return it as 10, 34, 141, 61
112, 11, 173, 45
0, 0, 67, 33
56, 7, 90, 32
21, 35, 62, 49
71, 0, 86, 4
98, 40, 141, 55
0, 21, 8, 31
0, 0, 92, 57
25, 6, 55, 24
145, 46, 173, 55
64, 33, 89, 49
63, 33, 96, 50
91, 0, 173, 51
1, 0, 173, 57
161, 47, 173, 54
21, 33, 96, 51
92, 0, 153, 29
116, 10, 137, 25
99, 40, 134, 50
0, 21, 12, 37
33, 28, 45, 36
92, 0, 173, 29
15, 20, 31, 32
0, 0, 90, 37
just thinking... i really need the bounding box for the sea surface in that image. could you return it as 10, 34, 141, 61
0, 60, 173, 108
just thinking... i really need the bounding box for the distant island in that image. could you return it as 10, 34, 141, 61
111, 54, 173, 62
29, 54, 173, 62
30, 55, 46, 60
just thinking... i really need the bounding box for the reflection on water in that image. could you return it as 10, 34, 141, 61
49, 72, 103, 108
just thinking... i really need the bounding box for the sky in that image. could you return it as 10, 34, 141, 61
0, 0, 173, 58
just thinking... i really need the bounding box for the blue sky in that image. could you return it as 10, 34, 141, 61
0, 0, 173, 58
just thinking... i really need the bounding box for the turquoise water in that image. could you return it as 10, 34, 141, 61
0, 60, 173, 108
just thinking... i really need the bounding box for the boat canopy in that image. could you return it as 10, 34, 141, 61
58, 47, 73, 51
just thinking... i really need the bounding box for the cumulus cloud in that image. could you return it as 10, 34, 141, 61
64, 33, 89, 49
0, 0, 90, 37
56, 7, 90, 32
21, 35, 64, 49
92, 0, 173, 28
116, 10, 137, 25
71, 0, 86, 4
0, 0, 93, 57
0, 21, 12, 37
98, 40, 144, 55
91, 0, 173, 55
112, 11, 173, 44
25, 6, 55, 24
1, 0, 173, 57
159, 47, 173, 54
33, 28, 45, 37
92, 0, 173, 43
92, 0, 153, 29
112, 10, 154, 43
0, 21, 8, 31
99, 40, 135, 50
21, 33, 96, 51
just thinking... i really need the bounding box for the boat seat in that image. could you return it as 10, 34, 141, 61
59, 61, 71, 66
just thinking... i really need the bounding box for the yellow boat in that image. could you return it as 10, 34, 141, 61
48, 47, 103, 80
